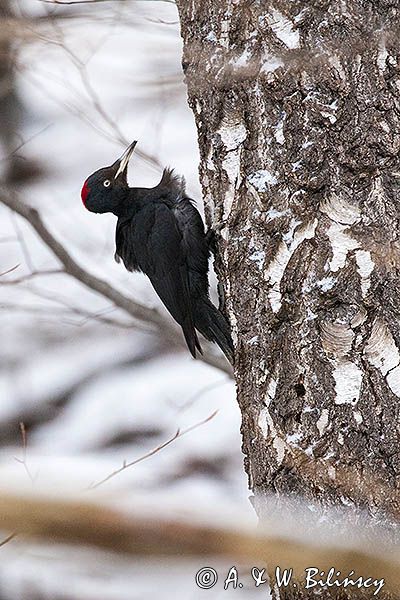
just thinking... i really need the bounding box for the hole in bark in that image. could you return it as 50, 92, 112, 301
294, 383, 306, 397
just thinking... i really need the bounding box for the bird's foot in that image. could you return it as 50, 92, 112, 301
205, 220, 227, 253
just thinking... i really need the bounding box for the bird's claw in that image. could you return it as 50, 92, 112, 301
205, 221, 227, 253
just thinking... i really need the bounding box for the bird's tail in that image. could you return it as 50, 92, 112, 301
193, 296, 234, 364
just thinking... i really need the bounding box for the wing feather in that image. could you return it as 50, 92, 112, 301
133, 203, 200, 357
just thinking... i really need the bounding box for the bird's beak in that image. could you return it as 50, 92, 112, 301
114, 140, 138, 179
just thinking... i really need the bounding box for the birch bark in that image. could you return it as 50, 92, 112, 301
176, 2, 400, 597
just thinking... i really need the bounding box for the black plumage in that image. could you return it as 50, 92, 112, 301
81, 142, 233, 363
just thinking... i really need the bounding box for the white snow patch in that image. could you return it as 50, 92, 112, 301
264, 219, 318, 312
316, 409, 329, 436
267, 9, 300, 49
353, 410, 363, 425
355, 250, 374, 297
248, 335, 259, 345
265, 207, 291, 222
206, 31, 217, 43
317, 276, 336, 292
333, 361, 362, 405
306, 308, 317, 321
247, 169, 277, 191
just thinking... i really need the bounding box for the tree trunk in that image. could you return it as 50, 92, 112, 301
176, 1, 400, 598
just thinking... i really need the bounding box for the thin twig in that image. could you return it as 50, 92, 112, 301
0, 533, 17, 548
14, 422, 37, 484
0, 268, 62, 284
88, 410, 218, 489
0, 124, 53, 162
0, 264, 19, 276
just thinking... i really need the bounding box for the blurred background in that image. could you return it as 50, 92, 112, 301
0, 1, 259, 598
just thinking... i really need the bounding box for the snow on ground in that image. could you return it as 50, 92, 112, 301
0, 1, 254, 597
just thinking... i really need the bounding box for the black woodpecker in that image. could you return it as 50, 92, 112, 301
81, 141, 234, 363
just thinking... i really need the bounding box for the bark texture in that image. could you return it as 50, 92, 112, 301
176, 1, 400, 598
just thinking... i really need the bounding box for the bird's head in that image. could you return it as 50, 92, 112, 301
81, 141, 137, 214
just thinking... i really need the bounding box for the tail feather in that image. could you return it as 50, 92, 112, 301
181, 315, 202, 359
193, 297, 234, 364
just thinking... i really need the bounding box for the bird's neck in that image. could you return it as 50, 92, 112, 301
113, 187, 147, 218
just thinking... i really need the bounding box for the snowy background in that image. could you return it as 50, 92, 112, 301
0, 1, 262, 598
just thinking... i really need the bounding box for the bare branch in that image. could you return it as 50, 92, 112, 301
0, 193, 232, 375
88, 410, 218, 489
0, 493, 398, 594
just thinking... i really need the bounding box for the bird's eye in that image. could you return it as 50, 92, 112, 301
103, 179, 111, 188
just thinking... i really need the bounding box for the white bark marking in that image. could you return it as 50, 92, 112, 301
264, 219, 317, 312
364, 319, 400, 375
316, 408, 329, 435
258, 407, 271, 437
273, 437, 286, 465
219, 121, 247, 151
377, 37, 388, 73
258, 377, 286, 465
387, 366, 400, 397
274, 112, 286, 144
265, 377, 277, 406
261, 54, 283, 73
266, 9, 300, 49
333, 361, 362, 405
320, 194, 360, 225
320, 193, 363, 272
218, 121, 247, 220
327, 223, 359, 272
355, 250, 374, 297
364, 319, 400, 398
321, 322, 362, 405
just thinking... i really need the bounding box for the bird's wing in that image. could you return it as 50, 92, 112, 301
132, 203, 201, 357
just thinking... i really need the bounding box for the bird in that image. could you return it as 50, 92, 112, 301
81, 141, 234, 363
